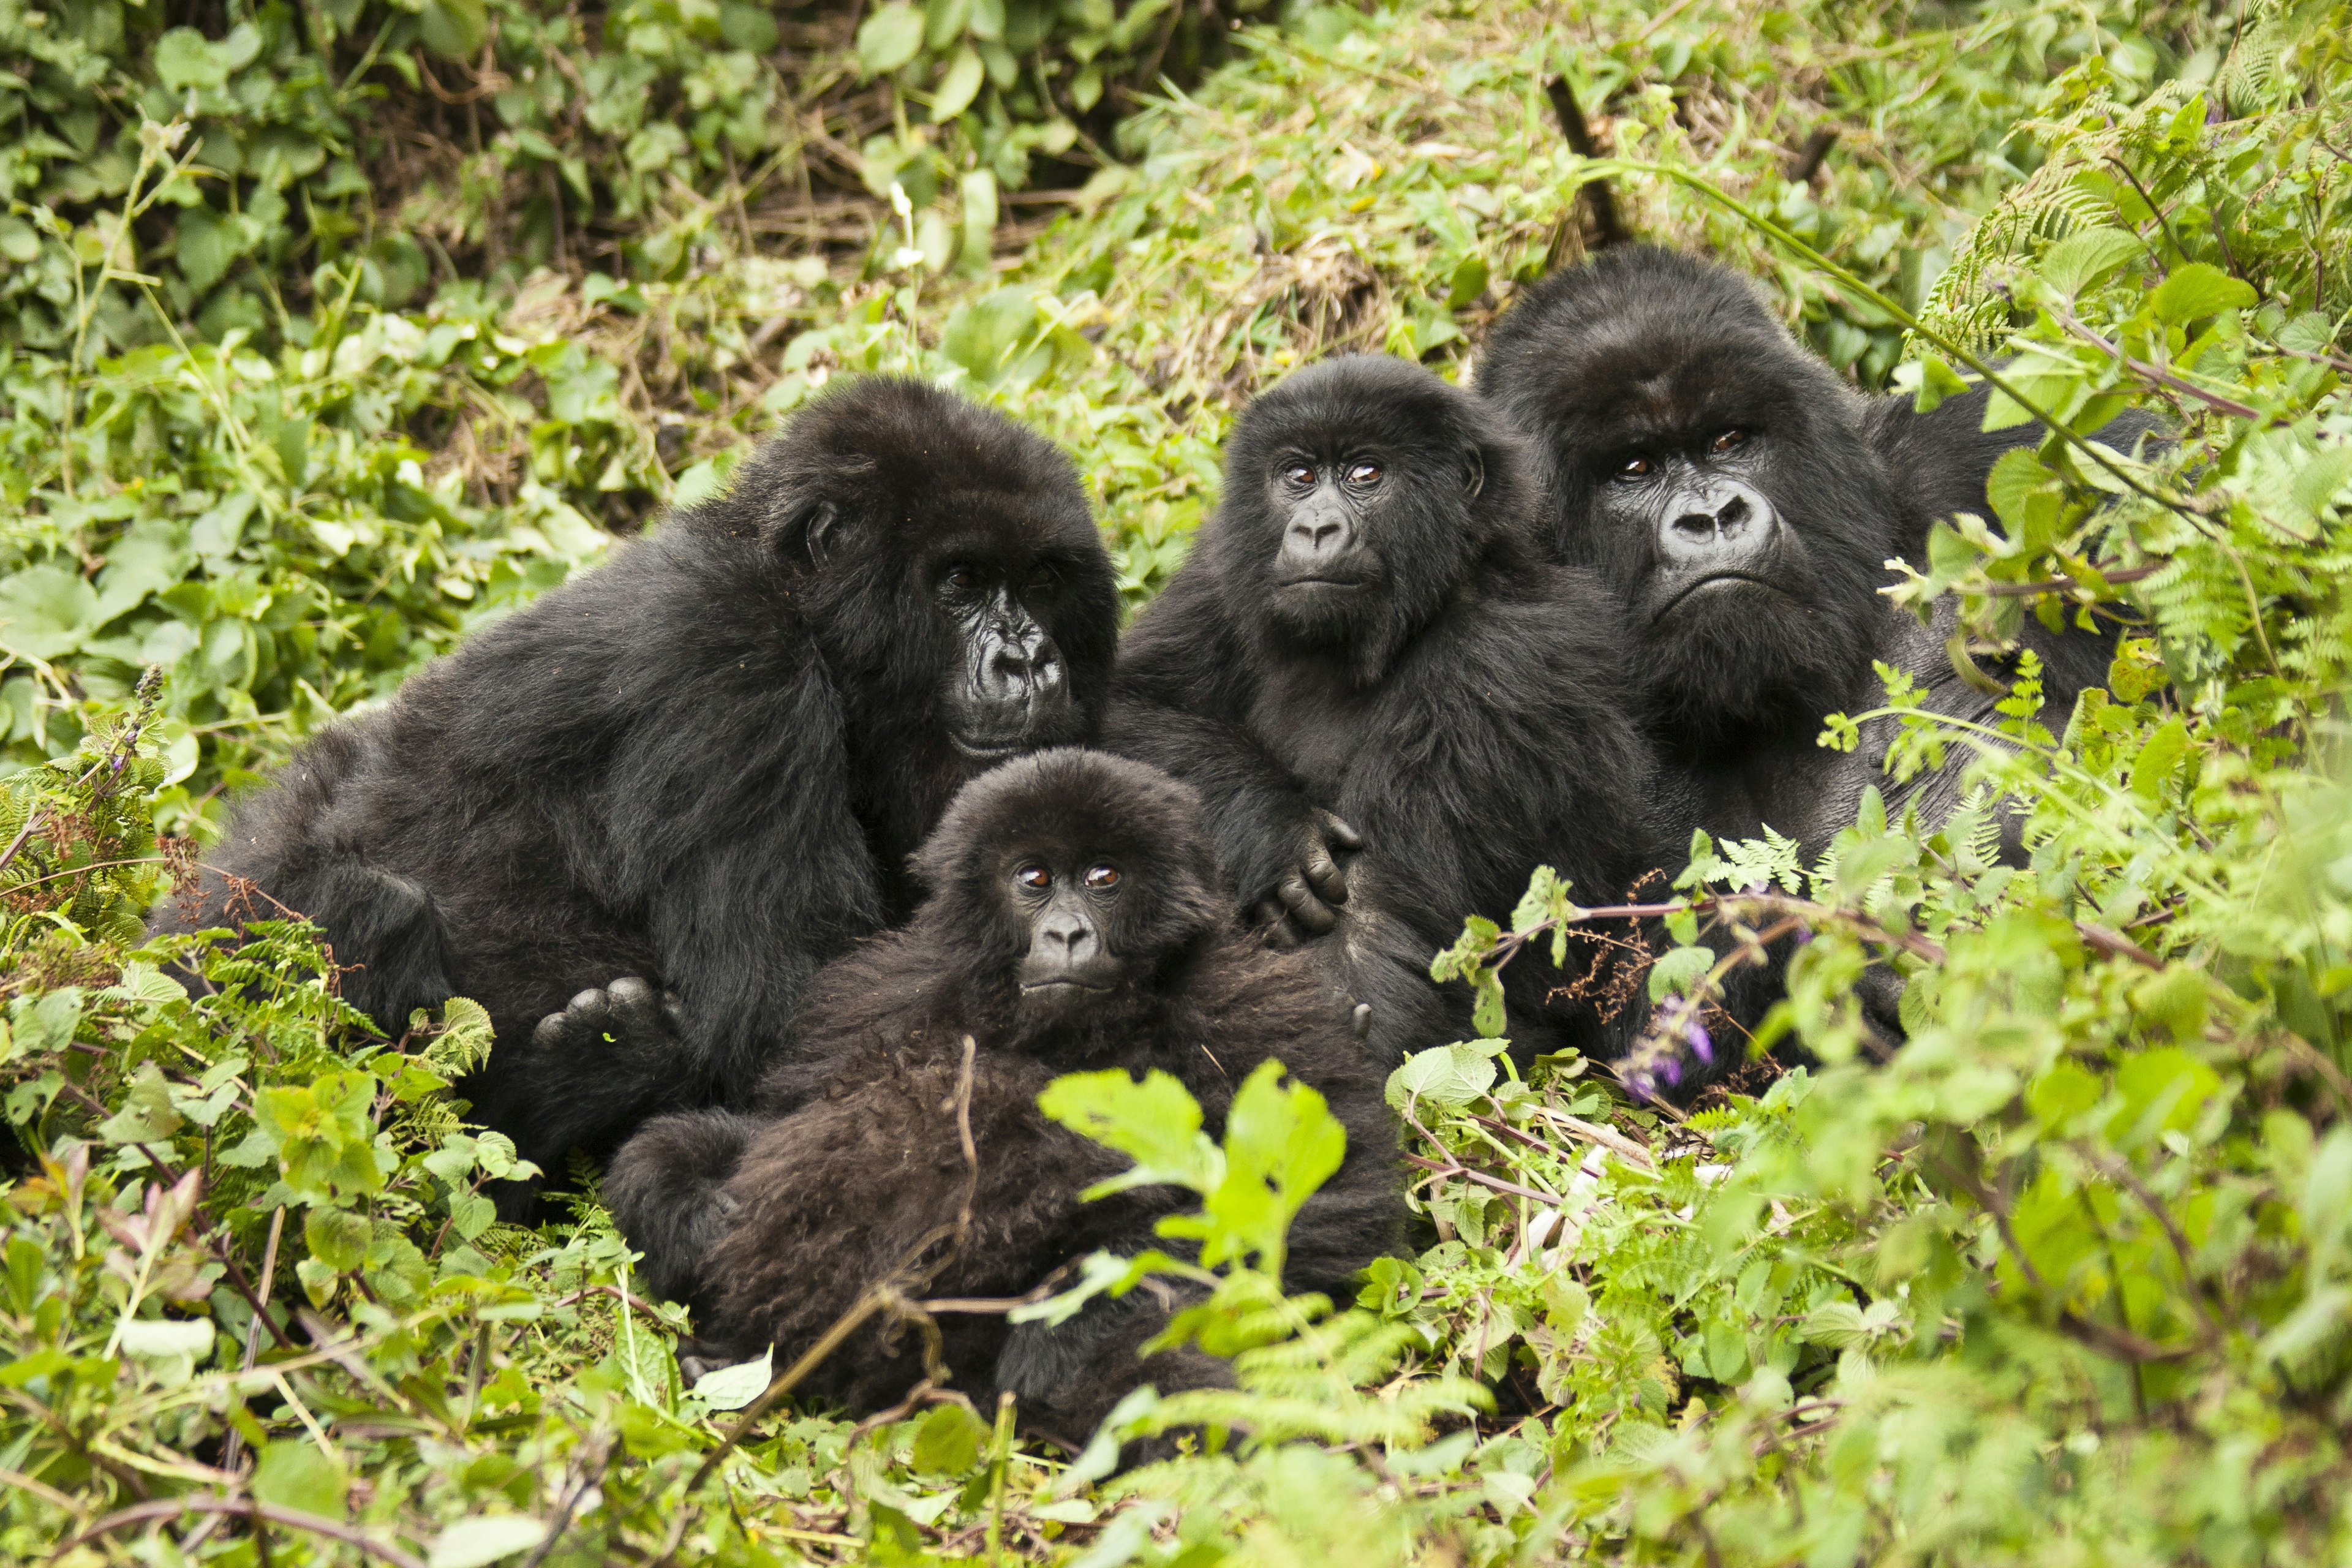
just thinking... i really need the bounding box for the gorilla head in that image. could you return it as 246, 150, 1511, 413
1210, 354, 1531, 683
717, 379, 1120, 826
909, 747, 1227, 1040
1478, 248, 1896, 757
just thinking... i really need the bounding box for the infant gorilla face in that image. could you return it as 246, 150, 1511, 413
1011, 845, 1129, 1008
915, 748, 1229, 1032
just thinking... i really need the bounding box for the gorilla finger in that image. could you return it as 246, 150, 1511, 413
1300, 837, 1349, 907
1316, 810, 1365, 852
1352, 1002, 1372, 1041
531, 1012, 571, 1051
608, 976, 668, 1036
1276, 873, 1340, 935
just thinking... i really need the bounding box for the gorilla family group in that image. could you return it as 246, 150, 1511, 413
163, 247, 2136, 1446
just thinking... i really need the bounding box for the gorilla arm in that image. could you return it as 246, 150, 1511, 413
1107, 562, 1360, 943
521, 660, 888, 1170
1338, 581, 1657, 1055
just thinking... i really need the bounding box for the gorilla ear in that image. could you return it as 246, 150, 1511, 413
776, 499, 843, 567
1461, 446, 1485, 500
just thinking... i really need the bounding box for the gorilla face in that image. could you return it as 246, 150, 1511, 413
914, 748, 1228, 1039
927, 554, 1083, 761
1213, 355, 1513, 682
1477, 248, 1899, 757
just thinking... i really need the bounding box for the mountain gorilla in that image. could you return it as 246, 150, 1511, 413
160, 379, 1119, 1196
1106, 356, 1662, 1061
1477, 247, 2150, 1057
606, 750, 1399, 1444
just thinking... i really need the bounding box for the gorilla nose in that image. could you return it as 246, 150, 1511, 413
1291, 518, 1345, 552
1038, 910, 1097, 961
1659, 480, 1776, 568
984, 633, 1067, 701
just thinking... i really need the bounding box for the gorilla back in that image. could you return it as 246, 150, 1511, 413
160, 378, 1120, 1186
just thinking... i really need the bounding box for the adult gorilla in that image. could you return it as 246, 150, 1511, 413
161, 379, 1119, 1191
1106, 356, 1661, 1061
1477, 246, 2138, 862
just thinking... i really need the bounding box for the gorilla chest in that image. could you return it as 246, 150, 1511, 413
1249, 668, 1378, 799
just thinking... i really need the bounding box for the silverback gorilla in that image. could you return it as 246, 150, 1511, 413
1477, 246, 2138, 856
606, 750, 1400, 1444
1106, 355, 1662, 1061
1477, 247, 2152, 1068
159, 379, 1120, 1194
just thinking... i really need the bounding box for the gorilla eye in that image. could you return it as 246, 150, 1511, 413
1346, 461, 1382, 486
944, 565, 981, 594
1082, 864, 1120, 889
1617, 455, 1653, 480
1026, 564, 1060, 592
1015, 864, 1052, 891
1711, 429, 1749, 454
1280, 462, 1316, 489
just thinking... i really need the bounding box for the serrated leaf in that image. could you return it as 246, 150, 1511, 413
1648, 944, 1716, 1002
2040, 226, 2144, 296
2150, 262, 2256, 325
910, 1400, 988, 1475
1039, 1068, 1219, 1196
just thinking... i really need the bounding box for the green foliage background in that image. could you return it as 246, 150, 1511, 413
3, 0, 2350, 1563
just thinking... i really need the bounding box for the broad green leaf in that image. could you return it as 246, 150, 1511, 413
255, 1439, 349, 1518
419, 0, 489, 59
1193, 1060, 1346, 1272
2128, 715, 2191, 799
154, 28, 232, 91
0, 564, 99, 660
1910, 352, 1970, 413
941, 285, 1038, 383
933, 46, 987, 121
2040, 226, 2144, 296
1647, 944, 1716, 1002
1385, 1042, 1500, 1112
304, 1205, 372, 1273
858, 2, 927, 75
690, 1348, 772, 1411
1039, 1067, 1219, 1195
2150, 262, 2256, 325
97, 1063, 184, 1144
428, 1516, 548, 1568
910, 1400, 988, 1475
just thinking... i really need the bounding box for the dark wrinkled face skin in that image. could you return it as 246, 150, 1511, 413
1213, 355, 1511, 684
1478, 249, 1898, 758
927, 553, 1084, 761
914, 749, 1227, 1041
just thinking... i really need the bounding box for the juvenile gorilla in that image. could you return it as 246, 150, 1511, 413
1106, 356, 1661, 1060
160, 379, 1119, 1189
605, 750, 1400, 1443
1477, 246, 2132, 861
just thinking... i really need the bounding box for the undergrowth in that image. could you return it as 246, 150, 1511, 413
4, 1, 2351, 1564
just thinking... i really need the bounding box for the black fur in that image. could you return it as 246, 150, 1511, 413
606, 749, 1401, 1446
1479, 247, 2137, 849
1105, 355, 1663, 1061
1479, 247, 2150, 1050
158, 379, 1120, 1191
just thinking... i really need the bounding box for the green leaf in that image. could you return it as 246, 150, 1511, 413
304, 1206, 372, 1274
428, 1517, 548, 1568
154, 28, 232, 91
6, 989, 83, 1064
1647, 944, 1716, 1002
418, 0, 489, 59
1385, 1041, 1501, 1112
1039, 1068, 1220, 1196
2150, 262, 2256, 325
2128, 715, 2191, 799
1911, 352, 1970, 413
117, 1317, 214, 1360
0, 564, 99, 660
254, 1439, 349, 1518
2039, 226, 2144, 296
858, 2, 928, 75
941, 285, 1039, 383
933, 46, 987, 121
689, 1348, 772, 1411
1446, 252, 1489, 309
1191, 1060, 1346, 1273
910, 1400, 989, 1475
97, 1063, 185, 1144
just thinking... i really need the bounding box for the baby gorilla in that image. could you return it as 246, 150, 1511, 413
605, 750, 1400, 1444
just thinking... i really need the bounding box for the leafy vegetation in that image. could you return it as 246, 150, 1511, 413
5, 0, 2350, 1563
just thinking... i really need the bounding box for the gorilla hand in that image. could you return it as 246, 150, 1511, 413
1253, 807, 1363, 949
532, 977, 687, 1069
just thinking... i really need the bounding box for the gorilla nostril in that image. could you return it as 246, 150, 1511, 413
1715, 494, 1751, 532
1672, 512, 1717, 538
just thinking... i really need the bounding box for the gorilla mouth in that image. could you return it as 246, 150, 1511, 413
950, 733, 1031, 761
1020, 979, 1115, 996
1276, 576, 1369, 592
1651, 571, 1788, 622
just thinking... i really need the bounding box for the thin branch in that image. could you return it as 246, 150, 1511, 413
51, 1496, 429, 1568
2049, 306, 2271, 421
1403, 1152, 1565, 1207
